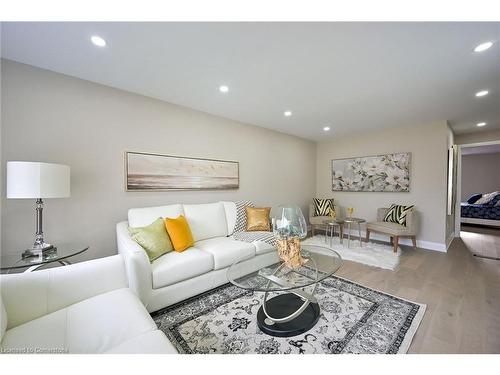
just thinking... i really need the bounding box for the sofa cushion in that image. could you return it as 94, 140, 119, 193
104, 330, 178, 354
183, 202, 228, 242
128, 204, 184, 228
231, 231, 276, 255
0, 288, 158, 354
195, 237, 256, 270
151, 248, 214, 288
366, 221, 413, 236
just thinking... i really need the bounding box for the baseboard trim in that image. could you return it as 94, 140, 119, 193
339, 227, 447, 253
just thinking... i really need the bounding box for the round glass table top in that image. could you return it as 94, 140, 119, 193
0, 244, 89, 270
227, 244, 342, 292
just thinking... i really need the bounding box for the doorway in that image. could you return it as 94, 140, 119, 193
455, 140, 500, 259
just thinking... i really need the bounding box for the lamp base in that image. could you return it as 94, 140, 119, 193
22, 243, 56, 259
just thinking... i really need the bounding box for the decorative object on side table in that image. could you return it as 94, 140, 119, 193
7, 161, 70, 258
272, 205, 308, 269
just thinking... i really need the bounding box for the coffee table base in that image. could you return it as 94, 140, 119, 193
256, 293, 320, 337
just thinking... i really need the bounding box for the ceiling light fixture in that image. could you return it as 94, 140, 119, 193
323, 126, 331, 131
474, 41, 493, 52
90, 35, 107, 47
219, 85, 229, 93
475, 90, 489, 97
476, 122, 487, 127
284, 111, 292, 117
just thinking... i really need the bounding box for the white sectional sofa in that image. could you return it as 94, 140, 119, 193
0, 255, 176, 354
117, 201, 278, 313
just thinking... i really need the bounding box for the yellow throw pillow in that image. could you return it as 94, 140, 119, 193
129, 217, 173, 262
164, 215, 194, 252
246, 207, 271, 231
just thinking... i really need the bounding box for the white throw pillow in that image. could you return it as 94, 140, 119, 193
475, 191, 499, 205
183, 202, 228, 242
128, 204, 184, 228
1, 294, 7, 342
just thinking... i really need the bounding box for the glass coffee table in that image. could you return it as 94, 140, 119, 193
227, 244, 342, 337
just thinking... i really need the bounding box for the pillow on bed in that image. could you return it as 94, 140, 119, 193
475, 191, 499, 205
466, 193, 483, 204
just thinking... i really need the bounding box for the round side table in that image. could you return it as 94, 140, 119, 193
1, 244, 89, 273
343, 218, 366, 248
323, 219, 344, 247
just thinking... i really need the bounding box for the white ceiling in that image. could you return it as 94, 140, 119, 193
1, 22, 500, 141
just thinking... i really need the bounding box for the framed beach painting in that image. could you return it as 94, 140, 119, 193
125, 151, 239, 191
332, 152, 411, 192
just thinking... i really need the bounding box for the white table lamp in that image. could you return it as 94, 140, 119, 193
7, 161, 70, 257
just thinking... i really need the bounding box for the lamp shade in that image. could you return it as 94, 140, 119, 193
7, 162, 70, 199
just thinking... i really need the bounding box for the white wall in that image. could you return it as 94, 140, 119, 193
455, 129, 500, 145
316, 121, 450, 251
1, 60, 316, 259
461, 152, 500, 200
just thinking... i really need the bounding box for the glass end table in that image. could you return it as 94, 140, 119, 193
343, 217, 366, 248
323, 218, 344, 246
227, 244, 342, 337
1, 244, 89, 273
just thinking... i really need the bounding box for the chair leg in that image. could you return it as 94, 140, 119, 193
365, 229, 370, 243
393, 236, 399, 253
411, 236, 417, 248
312, 226, 315, 237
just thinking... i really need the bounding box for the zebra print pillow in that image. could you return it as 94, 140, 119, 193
383, 204, 414, 226
313, 198, 334, 216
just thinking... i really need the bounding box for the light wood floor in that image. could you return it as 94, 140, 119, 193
335, 227, 500, 353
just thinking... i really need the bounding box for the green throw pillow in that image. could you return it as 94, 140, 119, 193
383, 204, 414, 226
129, 217, 173, 262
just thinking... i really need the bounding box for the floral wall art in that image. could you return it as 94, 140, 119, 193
332, 152, 411, 192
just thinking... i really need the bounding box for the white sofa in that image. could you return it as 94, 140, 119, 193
0, 255, 177, 354
117, 201, 278, 313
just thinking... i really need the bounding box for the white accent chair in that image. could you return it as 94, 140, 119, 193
117, 201, 279, 313
0, 255, 177, 354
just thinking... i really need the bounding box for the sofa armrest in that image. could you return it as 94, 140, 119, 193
116, 221, 153, 308
1, 254, 128, 330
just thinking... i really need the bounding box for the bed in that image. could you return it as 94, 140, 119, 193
461, 192, 500, 228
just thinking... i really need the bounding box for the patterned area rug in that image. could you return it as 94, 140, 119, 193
302, 235, 401, 270
152, 273, 425, 354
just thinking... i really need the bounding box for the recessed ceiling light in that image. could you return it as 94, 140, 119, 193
474, 41, 493, 52
219, 85, 229, 93
90, 35, 107, 47
475, 90, 489, 97
284, 111, 292, 117
476, 122, 487, 127
323, 126, 331, 131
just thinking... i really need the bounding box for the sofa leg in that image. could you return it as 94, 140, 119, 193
411, 236, 417, 248
393, 236, 399, 253
365, 229, 370, 243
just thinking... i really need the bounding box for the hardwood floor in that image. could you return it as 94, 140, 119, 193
335, 227, 500, 353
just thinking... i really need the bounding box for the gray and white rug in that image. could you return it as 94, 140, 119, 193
152, 273, 425, 354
